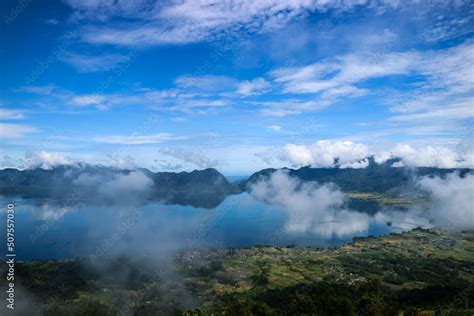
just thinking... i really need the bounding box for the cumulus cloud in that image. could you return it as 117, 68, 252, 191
106, 154, 136, 170
373, 144, 474, 168
339, 158, 369, 169
417, 172, 474, 230
394, 145, 473, 168
391, 161, 405, 168
4, 151, 141, 171
283, 140, 474, 169
250, 170, 370, 238
25, 151, 75, 170
284, 140, 369, 168
373, 151, 392, 164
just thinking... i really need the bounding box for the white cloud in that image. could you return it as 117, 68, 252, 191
250, 170, 370, 238
284, 140, 370, 168
66, 92, 145, 110
101, 171, 153, 194
389, 99, 474, 122
73, 170, 153, 201
106, 155, 136, 170
419, 42, 474, 93
22, 82, 235, 113
259, 41, 474, 121
254, 99, 331, 117
373, 151, 392, 164
385, 42, 474, 127
0, 123, 37, 138
19, 42, 471, 121
19, 85, 57, 95
237, 78, 271, 96
419, 16, 473, 43
72, 0, 392, 47
25, 151, 75, 170
358, 28, 398, 47
391, 161, 404, 168
176, 99, 227, 108
418, 172, 474, 230
283, 144, 315, 166
174, 75, 237, 91
71, 94, 106, 107
36, 204, 74, 221
266, 125, 281, 132
391, 144, 473, 169
283, 140, 474, 169
249, 169, 472, 238
59, 52, 132, 72
339, 158, 369, 169
158, 147, 220, 169
93, 133, 188, 145
271, 51, 418, 94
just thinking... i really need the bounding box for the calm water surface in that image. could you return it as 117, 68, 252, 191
0, 194, 428, 260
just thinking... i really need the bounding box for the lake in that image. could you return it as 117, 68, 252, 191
0, 194, 430, 260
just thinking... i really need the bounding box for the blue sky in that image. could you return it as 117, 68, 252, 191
0, 0, 473, 175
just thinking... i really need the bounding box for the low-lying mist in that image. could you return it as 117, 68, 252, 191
249, 170, 473, 238
249, 170, 371, 238
417, 172, 474, 231
3, 168, 472, 315
72, 170, 154, 204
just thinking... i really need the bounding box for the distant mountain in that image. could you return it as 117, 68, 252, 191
0, 165, 240, 208
242, 157, 473, 193
0, 159, 471, 209
145, 168, 241, 208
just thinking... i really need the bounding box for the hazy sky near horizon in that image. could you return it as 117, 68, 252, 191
0, 0, 473, 174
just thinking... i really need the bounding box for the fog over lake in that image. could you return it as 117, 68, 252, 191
1, 193, 431, 261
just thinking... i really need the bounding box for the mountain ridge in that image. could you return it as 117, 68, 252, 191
0, 160, 472, 208
0, 166, 238, 208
